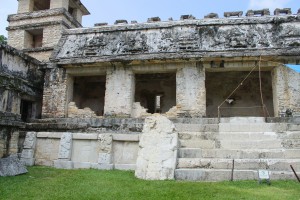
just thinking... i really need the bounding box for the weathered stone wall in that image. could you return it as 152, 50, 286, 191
42, 67, 68, 118
272, 66, 300, 117
104, 65, 135, 117
50, 0, 69, 10
52, 15, 300, 64
21, 132, 140, 170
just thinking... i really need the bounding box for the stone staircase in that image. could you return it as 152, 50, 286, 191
174, 117, 300, 181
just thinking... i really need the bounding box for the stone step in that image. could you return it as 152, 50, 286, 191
179, 132, 217, 140
282, 139, 300, 149
177, 158, 300, 171
220, 117, 266, 123
175, 124, 219, 132
287, 124, 300, 131
180, 139, 216, 149
219, 123, 277, 132
175, 169, 296, 181
220, 140, 282, 149
218, 132, 278, 140
179, 148, 300, 159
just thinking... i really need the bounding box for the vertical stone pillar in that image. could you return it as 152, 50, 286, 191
176, 62, 206, 117
272, 65, 300, 117
21, 132, 37, 166
104, 65, 135, 117
54, 132, 73, 169
42, 65, 68, 118
93, 134, 113, 170
9, 131, 19, 155
50, 0, 69, 9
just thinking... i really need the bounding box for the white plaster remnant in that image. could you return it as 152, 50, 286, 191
135, 115, 178, 180
131, 102, 150, 118
68, 102, 98, 118
58, 132, 72, 160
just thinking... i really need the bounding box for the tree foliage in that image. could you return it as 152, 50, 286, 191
0, 35, 7, 44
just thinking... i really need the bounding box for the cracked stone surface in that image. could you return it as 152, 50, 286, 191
135, 115, 178, 180
0, 155, 28, 177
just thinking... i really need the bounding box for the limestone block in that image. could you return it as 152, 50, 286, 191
58, 133, 72, 160
91, 163, 114, 170
131, 102, 149, 118
98, 153, 111, 164
54, 160, 74, 169
20, 158, 35, 166
98, 134, 112, 153
23, 132, 37, 149
135, 115, 178, 180
21, 149, 35, 159
0, 156, 28, 177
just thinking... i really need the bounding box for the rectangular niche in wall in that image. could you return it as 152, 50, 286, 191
73, 75, 106, 116
135, 73, 176, 114
206, 71, 274, 117
25, 29, 43, 49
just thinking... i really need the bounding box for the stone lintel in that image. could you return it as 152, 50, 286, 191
180, 15, 196, 20
224, 11, 243, 17
147, 17, 161, 23
37, 132, 62, 139
114, 20, 128, 25
112, 134, 140, 142
204, 13, 219, 19
274, 8, 292, 15
246, 9, 270, 17
72, 133, 98, 140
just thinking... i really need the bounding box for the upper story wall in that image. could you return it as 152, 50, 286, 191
51, 12, 300, 65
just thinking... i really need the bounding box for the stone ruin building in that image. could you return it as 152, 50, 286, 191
0, 0, 300, 181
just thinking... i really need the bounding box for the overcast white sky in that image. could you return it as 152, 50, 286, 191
0, 0, 298, 36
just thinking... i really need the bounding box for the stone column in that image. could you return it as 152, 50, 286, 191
54, 132, 73, 169
8, 131, 19, 155
272, 65, 300, 117
42, 65, 68, 118
176, 62, 206, 117
104, 65, 135, 117
21, 132, 37, 166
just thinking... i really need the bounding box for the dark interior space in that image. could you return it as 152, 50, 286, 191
135, 73, 176, 114
73, 76, 106, 116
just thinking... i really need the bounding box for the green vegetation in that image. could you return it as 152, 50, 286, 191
0, 167, 299, 200
0, 35, 7, 44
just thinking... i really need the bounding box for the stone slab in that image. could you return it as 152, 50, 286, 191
0, 156, 28, 176
114, 164, 136, 170
112, 134, 140, 141
54, 160, 74, 169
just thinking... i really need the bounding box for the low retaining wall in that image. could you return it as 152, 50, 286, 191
21, 132, 140, 170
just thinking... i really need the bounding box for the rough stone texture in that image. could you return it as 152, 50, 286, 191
68, 102, 97, 118
104, 66, 135, 117
246, 9, 270, 17
42, 67, 68, 118
52, 15, 300, 64
131, 102, 150, 118
21, 132, 37, 166
272, 65, 300, 117
58, 132, 72, 160
135, 115, 178, 180
0, 155, 28, 177
176, 63, 206, 117
23, 132, 37, 149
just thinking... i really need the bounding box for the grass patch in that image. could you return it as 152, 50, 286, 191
0, 166, 299, 200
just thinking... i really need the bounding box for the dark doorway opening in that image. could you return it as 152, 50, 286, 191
20, 100, 33, 122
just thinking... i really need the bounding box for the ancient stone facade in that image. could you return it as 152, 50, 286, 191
7, 0, 89, 61
0, 44, 43, 158
2, 1, 300, 181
